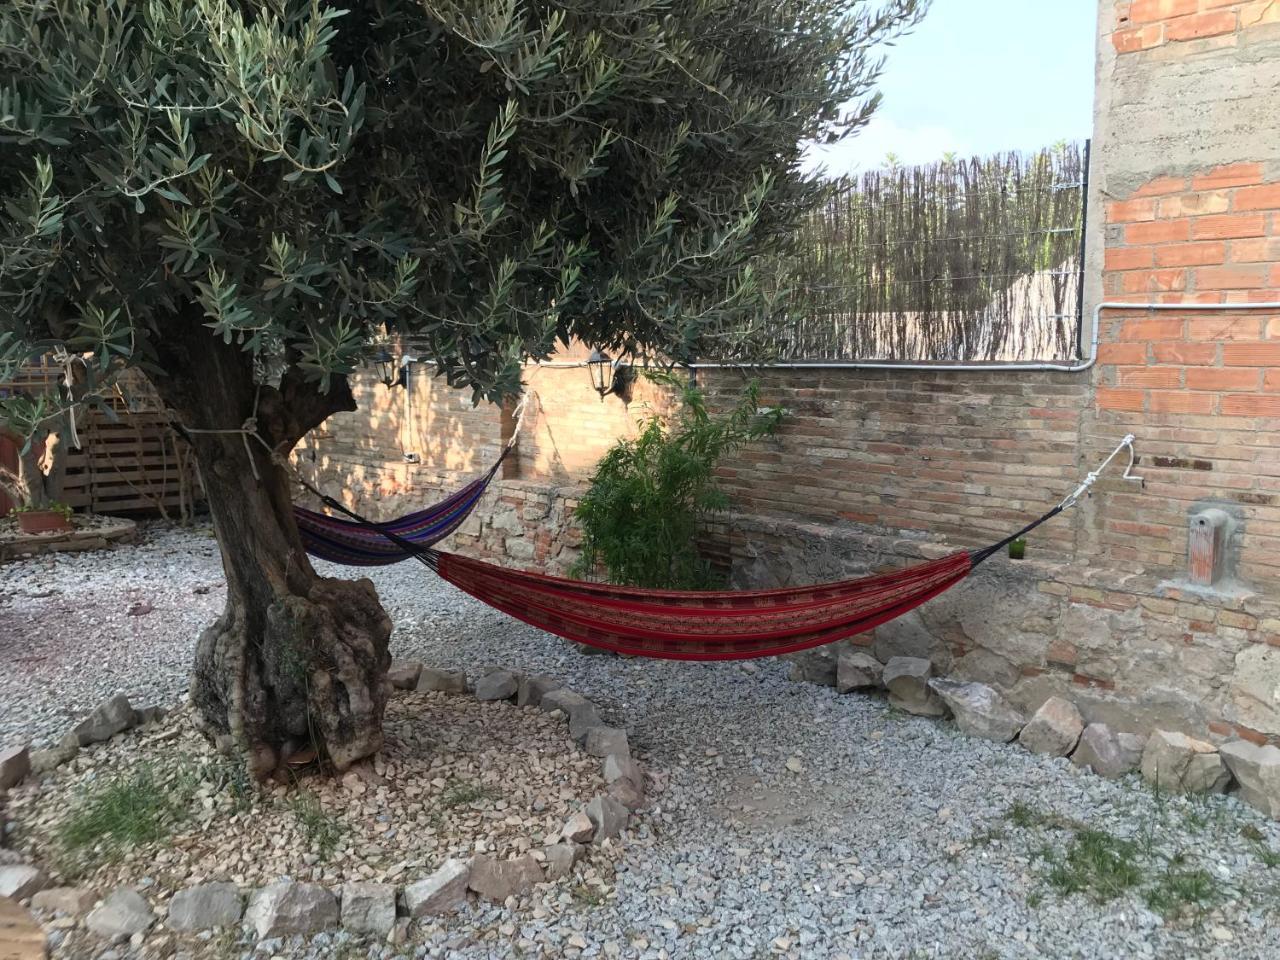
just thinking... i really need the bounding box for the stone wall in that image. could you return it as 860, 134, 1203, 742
304, 0, 1280, 748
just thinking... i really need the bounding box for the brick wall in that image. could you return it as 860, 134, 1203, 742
515, 346, 676, 484
1086, 0, 1280, 592
701, 368, 1087, 561
295, 363, 504, 519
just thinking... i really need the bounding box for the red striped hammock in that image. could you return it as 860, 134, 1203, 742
431, 549, 976, 660
304, 437, 1137, 662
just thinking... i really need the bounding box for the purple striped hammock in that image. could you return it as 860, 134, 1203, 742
294, 449, 507, 566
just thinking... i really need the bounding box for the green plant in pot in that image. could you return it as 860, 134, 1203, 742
1, 392, 75, 534
11, 499, 74, 534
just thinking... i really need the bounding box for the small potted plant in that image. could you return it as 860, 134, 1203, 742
2, 401, 74, 535
11, 500, 74, 534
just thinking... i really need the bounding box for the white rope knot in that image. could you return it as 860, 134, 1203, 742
505, 394, 529, 450
1058, 435, 1142, 510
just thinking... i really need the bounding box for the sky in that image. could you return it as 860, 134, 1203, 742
804, 0, 1099, 177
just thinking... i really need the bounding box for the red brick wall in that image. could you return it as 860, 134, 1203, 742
1089, 1, 1280, 586
1113, 0, 1279, 51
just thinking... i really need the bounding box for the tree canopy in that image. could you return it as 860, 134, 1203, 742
1, 0, 925, 421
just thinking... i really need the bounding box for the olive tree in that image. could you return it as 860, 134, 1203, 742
0, 0, 925, 778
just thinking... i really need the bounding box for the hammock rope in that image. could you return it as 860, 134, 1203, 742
286, 434, 1143, 662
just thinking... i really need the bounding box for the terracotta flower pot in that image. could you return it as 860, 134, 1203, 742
16, 510, 73, 535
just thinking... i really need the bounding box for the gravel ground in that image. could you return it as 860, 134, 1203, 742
9, 692, 613, 889
5, 524, 1280, 959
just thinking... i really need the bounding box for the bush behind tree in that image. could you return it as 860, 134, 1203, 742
573, 374, 783, 589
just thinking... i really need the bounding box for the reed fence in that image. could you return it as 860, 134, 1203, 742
770, 142, 1087, 362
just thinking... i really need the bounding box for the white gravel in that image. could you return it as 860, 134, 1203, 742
4, 524, 1280, 959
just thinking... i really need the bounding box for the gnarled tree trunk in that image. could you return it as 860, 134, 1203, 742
151, 317, 391, 780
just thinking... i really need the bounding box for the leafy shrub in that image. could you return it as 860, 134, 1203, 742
572, 375, 783, 589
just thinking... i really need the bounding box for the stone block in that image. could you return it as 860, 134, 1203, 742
1017, 697, 1084, 757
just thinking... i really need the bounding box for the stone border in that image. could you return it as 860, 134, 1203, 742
0, 663, 647, 951
0, 517, 137, 563
792, 647, 1280, 819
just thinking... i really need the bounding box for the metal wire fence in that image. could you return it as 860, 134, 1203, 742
769, 142, 1087, 362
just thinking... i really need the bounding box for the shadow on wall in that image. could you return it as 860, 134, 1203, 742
519, 361, 675, 484
294, 363, 504, 520
293, 349, 679, 521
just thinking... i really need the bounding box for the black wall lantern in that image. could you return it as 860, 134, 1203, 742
374, 348, 406, 388
587, 348, 630, 400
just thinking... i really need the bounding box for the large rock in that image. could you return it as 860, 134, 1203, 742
403, 859, 469, 916
0, 744, 30, 789
607, 779, 645, 811
31, 887, 96, 917
585, 794, 629, 843
166, 882, 243, 932
416, 668, 468, 694
1221, 740, 1280, 818
474, 670, 518, 702
540, 690, 601, 741
516, 675, 561, 708
1141, 731, 1231, 794
1017, 697, 1084, 757
29, 745, 77, 774
602, 754, 644, 791
561, 811, 594, 843
68, 694, 136, 746
1009, 674, 1211, 741
243, 881, 338, 938
951, 648, 1021, 689
86, 888, 154, 939
873, 610, 949, 671
542, 843, 584, 882
883, 657, 947, 717
339, 882, 396, 936
928, 679, 1024, 742
1227, 645, 1280, 736
785, 649, 837, 686
583, 727, 630, 762
0, 865, 47, 900
1071, 723, 1144, 779
386, 661, 423, 690
836, 650, 883, 693
468, 854, 543, 902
